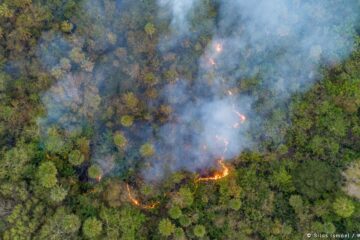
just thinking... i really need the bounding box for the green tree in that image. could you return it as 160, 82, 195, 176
158, 218, 175, 237
293, 160, 339, 199
144, 22, 156, 36
50, 185, 68, 203
289, 195, 303, 213
169, 205, 182, 219
60, 21, 73, 33
173, 187, 193, 208
100, 206, 145, 239
0, 4, 14, 18
139, 143, 155, 157
87, 165, 103, 179
120, 115, 134, 127
122, 92, 139, 110
174, 228, 185, 240
272, 166, 295, 192
45, 129, 65, 154
193, 225, 206, 238
113, 132, 127, 149
68, 149, 85, 166
63, 214, 81, 233
37, 162, 58, 188
229, 198, 242, 211
83, 217, 102, 238
333, 197, 355, 218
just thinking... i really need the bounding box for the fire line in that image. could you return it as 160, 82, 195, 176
126, 184, 159, 209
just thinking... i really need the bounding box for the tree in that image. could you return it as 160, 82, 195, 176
272, 166, 295, 192
62, 214, 81, 233
229, 198, 242, 211
103, 181, 122, 207
60, 21, 73, 33
0, 4, 14, 18
193, 225, 206, 238
37, 162, 58, 188
174, 227, 185, 240
83, 217, 102, 238
144, 23, 156, 36
45, 129, 65, 154
179, 216, 192, 227
0, 142, 33, 181
87, 165, 103, 179
293, 160, 339, 199
158, 218, 175, 237
120, 115, 134, 127
50, 185, 68, 203
113, 132, 127, 149
289, 195, 303, 213
169, 205, 182, 219
68, 150, 85, 166
139, 143, 155, 157
333, 197, 355, 218
173, 187, 193, 208
122, 92, 139, 110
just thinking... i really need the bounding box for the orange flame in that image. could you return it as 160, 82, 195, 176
196, 159, 229, 182
126, 184, 159, 209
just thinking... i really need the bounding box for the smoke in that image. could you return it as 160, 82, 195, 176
157, 0, 197, 37
37, 0, 359, 181
142, 0, 359, 180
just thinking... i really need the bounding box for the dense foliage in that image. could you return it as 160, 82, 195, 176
0, 0, 359, 239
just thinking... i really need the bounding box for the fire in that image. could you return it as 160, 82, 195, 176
215, 43, 223, 53
195, 107, 247, 182
126, 184, 159, 209
234, 110, 246, 123
196, 159, 229, 182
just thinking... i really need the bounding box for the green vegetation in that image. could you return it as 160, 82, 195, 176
0, 0, 359, 239
159, 218, 176, 237
139, 142, 155, 157
83, 217, 103, 238
88, 165, 103, 179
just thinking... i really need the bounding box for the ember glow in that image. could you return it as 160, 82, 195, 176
196, 159, 229, 182
126, 184, 159, 209
214, 43, 223, 53
234, 110, 247, 123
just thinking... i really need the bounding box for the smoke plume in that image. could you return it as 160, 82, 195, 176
37, 0, 360, 180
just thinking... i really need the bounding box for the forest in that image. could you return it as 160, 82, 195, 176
0, 0, 359, 239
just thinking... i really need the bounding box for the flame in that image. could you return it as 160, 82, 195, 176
196, 159, 229, 182
126, 184, 159, 209
215, 43, 223, 53
195, 107, 247, 182
234, 110, 246, 123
